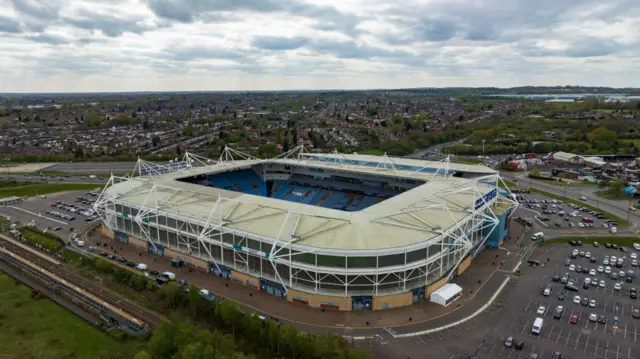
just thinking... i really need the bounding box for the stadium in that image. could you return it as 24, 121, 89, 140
94, 147, 517, 311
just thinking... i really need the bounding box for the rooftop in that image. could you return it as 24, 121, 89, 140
105, 156, 497, 253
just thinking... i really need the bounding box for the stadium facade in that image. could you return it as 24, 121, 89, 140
94, 147, 517, 311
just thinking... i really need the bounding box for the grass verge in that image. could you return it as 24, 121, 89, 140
529, 188, 629, 227
595, 190, 628, 201
21, 227, 65, 253
499, 179, 517, 189
541, 236, 638, 247
0, 183, 101, 197
529, 178, 597, 187
0, 273, 145, 359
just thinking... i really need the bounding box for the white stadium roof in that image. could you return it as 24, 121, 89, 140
104, 154, 498, 252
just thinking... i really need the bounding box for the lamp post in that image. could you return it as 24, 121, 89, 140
482, 139, 486, 164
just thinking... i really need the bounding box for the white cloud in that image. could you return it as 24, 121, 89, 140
0, 0, 639, 92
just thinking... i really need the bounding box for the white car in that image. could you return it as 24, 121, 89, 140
578, 223, 585, 228
605, 266, 612, 274
632, 260, 638, 267
599, 280, 606, 288
572, 249, 579, 256
614, 283, 622, 291
631, 253, 638, 260
589, 269, 596, 276
612, 256, 618, 263
603, 259, 610, 266
591, 278, 598, 286
584, 278, 591, 286
570, 264, 576, 272
589, 313, 598, 322
573, 295, 581, 304
537, 305, 546, 315
597, 266, 604, 273
634, 243, 640, 251
586, 252, 591, 259
589, 299, 597, 308
619, 270, 626, 277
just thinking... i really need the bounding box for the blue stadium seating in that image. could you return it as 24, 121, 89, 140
206, 170, 395, 211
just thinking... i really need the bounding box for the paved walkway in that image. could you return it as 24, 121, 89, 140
85, 223, 525, 332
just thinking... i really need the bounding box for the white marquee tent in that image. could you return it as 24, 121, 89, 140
430, 283, 463, 307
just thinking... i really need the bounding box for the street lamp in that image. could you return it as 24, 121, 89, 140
482, 139, 486, 163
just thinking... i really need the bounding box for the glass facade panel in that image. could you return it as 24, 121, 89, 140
317, 255, 345, 267
347, 256, 376, 268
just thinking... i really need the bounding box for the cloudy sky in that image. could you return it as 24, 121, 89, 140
1, 0, 639, 93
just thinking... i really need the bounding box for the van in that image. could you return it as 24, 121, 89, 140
532, 232, 544, 241
136, 263, 148, 271
532, 317, 544, 335
162, 271, 176, 280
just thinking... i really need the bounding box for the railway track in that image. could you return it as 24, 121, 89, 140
0, 234, 167, 328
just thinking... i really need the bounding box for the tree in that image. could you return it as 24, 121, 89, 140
143, 120, 150, 130
185, 120, 194, 137
133, 351, 151, 359
588, 127, 617, 143
530, 168, 541, 177
607, 180, 625, 198
176, 145, 182, 156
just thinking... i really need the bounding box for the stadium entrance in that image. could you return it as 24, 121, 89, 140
352, 296, 373, 310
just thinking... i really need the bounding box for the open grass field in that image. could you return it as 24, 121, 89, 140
0, 183, 101, 198
530, 188, 630, 227
0, 273, 145, 359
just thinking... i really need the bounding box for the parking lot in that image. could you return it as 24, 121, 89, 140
0, 190, 101, 235
475, 240, 640, 359
512, 189, 618, 231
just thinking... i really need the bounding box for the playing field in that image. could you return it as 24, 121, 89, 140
0, 273, 144, 359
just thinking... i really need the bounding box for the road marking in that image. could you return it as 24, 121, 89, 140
565, 332, 571, 346
525, 300, 532, 312
595, 339, 599, 354
616, 344, 620, 359
574, 334, 581, 350
520, 320, 530, 335
625, 324, 628, 339
628, 347, 631, 359
556, 329, 563, 344
4, 206, 68, 225
604, 341, 609, 359
635, 325, 637, 342
585, 336, 589, 352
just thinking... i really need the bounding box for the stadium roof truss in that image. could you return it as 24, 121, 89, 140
94, 149, 519, 295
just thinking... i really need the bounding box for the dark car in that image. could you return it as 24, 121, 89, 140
117, 257, 127, 263
612, 244, 619, 249
565, 284, 579, 292
514, 340, 524, 351
552, 275, 560, 282
107, 254, 116, 260
633, 309, 640, 319
581, 297, 589, 306
126, 261, 136, 267
553, 306, 564, 319
569, 241, 577, 246
149, 270, 160, 276
552, 352, 562, 359
561, 275, 569, 284
590, 257, 597, 263
577, 241, 583, 246
582, 267, 589, 274
177, 279, 188, 286
598, 316, 606, 324
557, 292, 566, 301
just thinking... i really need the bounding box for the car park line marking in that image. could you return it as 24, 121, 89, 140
565, 332, 571, 346
627, 347, 631, 359
595, 339, 600, 353
545, 326, 555, 341
616, 344, 620, 359
574, 333, 581, 350
625, 324, 627, 339
520, 319, 530, 335
556, 329, 563, 344
635, 325, 637, 342
524, 300, 532, 312
585, 336, 590, 352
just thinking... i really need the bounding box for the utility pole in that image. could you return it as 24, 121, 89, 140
482, 139, 486, 164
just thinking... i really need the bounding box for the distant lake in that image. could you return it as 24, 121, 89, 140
486, 93, 640, 100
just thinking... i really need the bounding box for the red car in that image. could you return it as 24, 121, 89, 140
570, 314, 579, 324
